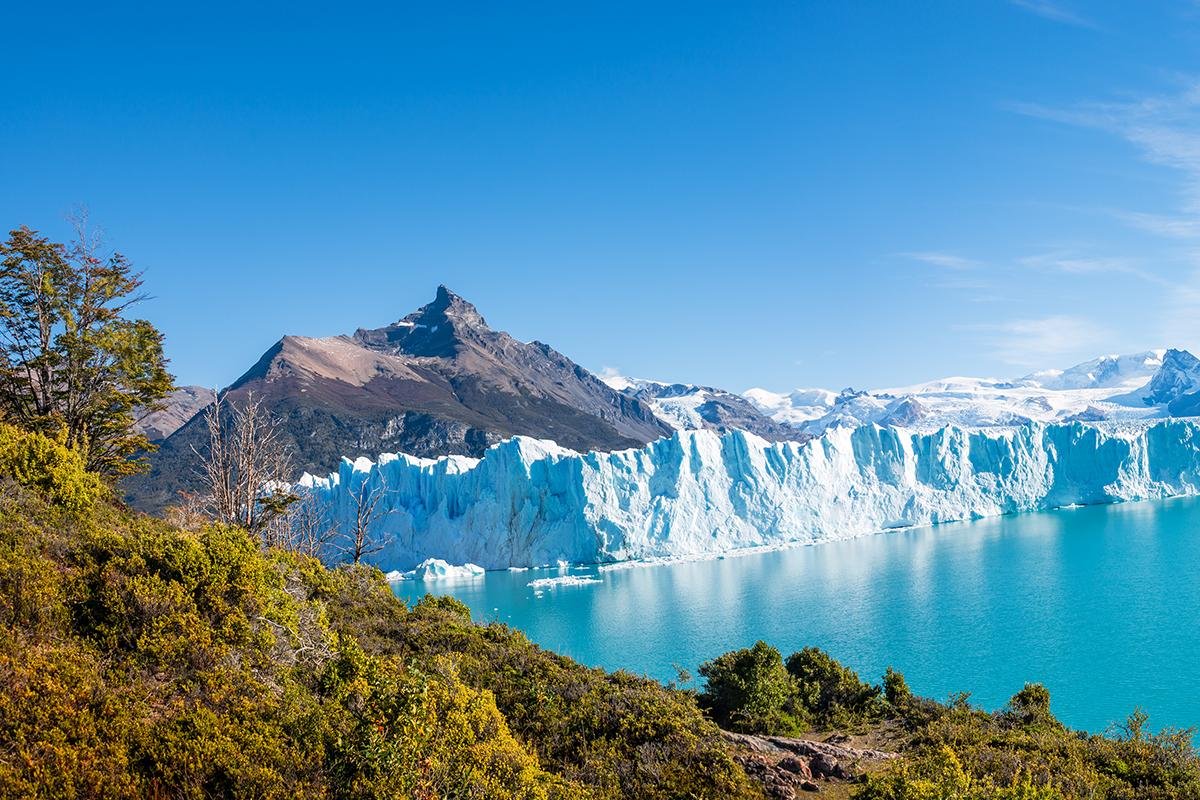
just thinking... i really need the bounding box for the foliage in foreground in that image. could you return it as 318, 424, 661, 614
0, 421, 105, 510
0, 223, 172, 477
698, 641, 1200, 799
0, 472, 756, 798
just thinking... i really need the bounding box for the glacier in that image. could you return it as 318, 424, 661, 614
297, 419, 1200, 571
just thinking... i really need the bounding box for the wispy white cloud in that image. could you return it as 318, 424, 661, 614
1115, 210, 1200, 239
965, 315, 1112, 366
1019, 250, 1171, 285
900, 251, 982, 270
1008, 0, 1096, 28
1014, 81, 1200, 238
1158, 261, 1200, 350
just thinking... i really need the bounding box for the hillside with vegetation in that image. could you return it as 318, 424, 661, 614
0, 423, 756, 799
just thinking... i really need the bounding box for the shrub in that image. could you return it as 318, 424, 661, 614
0, 422, 104, 510
786, 646, 884, 728
0, 489, 760, 799
401, 597, 759, 800
698, 641, 804, 735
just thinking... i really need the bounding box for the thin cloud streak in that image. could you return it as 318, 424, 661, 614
1014, 82, 1200, 239
1008, 0, 1097, 29
961, 315, 1113, 367
1019, 251, 1173, 287
900, 251, 982, 270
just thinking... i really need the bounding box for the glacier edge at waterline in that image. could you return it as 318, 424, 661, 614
296, 420, 1200, 571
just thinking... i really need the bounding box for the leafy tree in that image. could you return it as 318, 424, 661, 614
0, 221, 171, 477
785, 646, 883, 727
697, 641, 802, 734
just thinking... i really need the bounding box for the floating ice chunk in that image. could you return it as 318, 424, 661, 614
390, 558, 485, 582
527, 575, 602, 589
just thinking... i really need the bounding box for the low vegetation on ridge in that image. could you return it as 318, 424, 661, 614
4, 422, 1200, 799
698, 640, 1200, 799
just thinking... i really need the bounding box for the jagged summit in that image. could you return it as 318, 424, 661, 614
354, 286, 490, 358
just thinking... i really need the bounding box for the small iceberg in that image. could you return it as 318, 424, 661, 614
388, 558, 486, 582
527, 575, 603, 590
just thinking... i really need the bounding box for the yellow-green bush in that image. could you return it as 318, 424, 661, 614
856, 745, 1066, 800
0, 484, 761, 799
0, 422, 104, 510
0, 488, 584, 798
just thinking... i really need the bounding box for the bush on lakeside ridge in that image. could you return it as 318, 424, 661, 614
697, 640, 1200, 799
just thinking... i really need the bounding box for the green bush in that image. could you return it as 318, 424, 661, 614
696, 643, 886, 734
697, 641, 804, 735
786, 646, 884, 728
856, 745, 1066, 800
694, 638, 1200, 799
393, 597, 759, 800
0, 485, 761, 799
857, 684, 1200, 799
0, 422, 104, 510
0, 489, 584, 797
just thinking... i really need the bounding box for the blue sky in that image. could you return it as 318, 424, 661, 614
5, 1, 1200, 392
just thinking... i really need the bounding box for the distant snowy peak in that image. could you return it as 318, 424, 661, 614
742, 387, 838, 425
744, 348, 1200, 435
602, 375, 806, 443
1020, 350, 1165, 391
1141, 349, 1200, 406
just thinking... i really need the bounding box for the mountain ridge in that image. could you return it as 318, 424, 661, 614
124, 286, 677, 511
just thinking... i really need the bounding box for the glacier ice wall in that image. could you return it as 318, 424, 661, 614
297, 421, 1200, 571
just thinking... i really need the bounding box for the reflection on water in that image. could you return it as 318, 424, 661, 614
393, 497, 1200, 734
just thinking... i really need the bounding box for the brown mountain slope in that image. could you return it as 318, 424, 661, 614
125, 286, 672, 511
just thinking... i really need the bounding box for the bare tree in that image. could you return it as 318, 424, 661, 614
192, 390, 297, 537
334, 474, 395, 564
272, 491, 338, 557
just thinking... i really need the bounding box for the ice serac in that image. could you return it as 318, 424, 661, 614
300, 419, 1200, 571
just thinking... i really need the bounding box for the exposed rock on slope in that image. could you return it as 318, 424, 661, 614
124, 286, 672, 511
135, 386, 214, 441
1144, 348, 1200, 407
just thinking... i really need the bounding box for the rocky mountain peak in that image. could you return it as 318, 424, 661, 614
1142, 348, 1200, 406
353, 285, 490, 357
425, 284, 488, 327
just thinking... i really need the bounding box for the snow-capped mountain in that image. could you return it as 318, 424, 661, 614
743, 349, 1200, 434
1140, 349, 1200, 407
600, 376, 804, 443
741, 387, 839, 425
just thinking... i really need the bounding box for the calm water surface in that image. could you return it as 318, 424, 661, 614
393, 497, 1200, 734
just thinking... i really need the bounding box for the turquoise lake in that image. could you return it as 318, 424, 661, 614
393, 496, 1200, 735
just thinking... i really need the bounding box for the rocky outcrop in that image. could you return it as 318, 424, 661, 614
723, 730, 898, 797
134, 386, 214, 442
